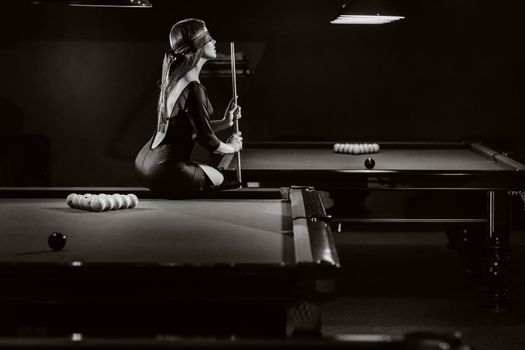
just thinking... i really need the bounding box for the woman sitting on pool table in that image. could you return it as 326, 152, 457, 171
134, 18, 242, 197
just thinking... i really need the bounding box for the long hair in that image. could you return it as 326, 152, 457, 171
157, 19, 207, 133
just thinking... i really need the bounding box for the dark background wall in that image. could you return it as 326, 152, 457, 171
1, 0, 524, 186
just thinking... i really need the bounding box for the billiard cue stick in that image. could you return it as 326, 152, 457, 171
230, 42, 242, 186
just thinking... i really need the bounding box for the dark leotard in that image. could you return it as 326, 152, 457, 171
134, 81, 221, 196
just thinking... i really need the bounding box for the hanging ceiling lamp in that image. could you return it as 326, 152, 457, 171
32, 0, 152, 8
331, 0, 404, 25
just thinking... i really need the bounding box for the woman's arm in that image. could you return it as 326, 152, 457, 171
213, 132, 243, 154
186, 83, 243, 154
210, 118, 233, 132
210, 97, 241, 132
186, 84, 222, 152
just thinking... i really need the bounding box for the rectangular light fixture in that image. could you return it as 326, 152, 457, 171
331, 1, 404, 24
69, 0, 152, 8
33, 0, 152, 8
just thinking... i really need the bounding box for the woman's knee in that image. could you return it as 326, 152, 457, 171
198, 164, 224, 186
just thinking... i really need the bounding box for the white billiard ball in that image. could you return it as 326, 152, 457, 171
90, 196, 106, 212
105, 195, 116, 210
72, 194, 82, 209
127, 194, 139, 208
112, 194, 125, 210
81, 194, 93, 211
66, 193, 76, 208
97, 195, 110, 211
122, 195, 132, 209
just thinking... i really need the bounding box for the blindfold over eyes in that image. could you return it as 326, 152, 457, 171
173, 31, 214, 55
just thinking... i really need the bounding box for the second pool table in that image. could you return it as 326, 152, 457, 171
218, 141, 525, 310
218, 141, 525, 189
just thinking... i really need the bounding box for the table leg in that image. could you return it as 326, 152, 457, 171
484, 190, 513, 311
445, 191, 513, 310
286, 301, 322, 336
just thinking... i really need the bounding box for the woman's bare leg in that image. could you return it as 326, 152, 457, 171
198, 164, 224, 187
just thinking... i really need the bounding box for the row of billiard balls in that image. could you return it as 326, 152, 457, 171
334, 143, 380, 154
66, 193, 138, 211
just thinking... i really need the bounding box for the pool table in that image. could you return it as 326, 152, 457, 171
218, 141, 525, 310
0, 187, 339, 337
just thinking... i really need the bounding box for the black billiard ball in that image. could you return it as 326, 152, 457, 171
364, 158, 375, 169
48, 232, 66, 251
